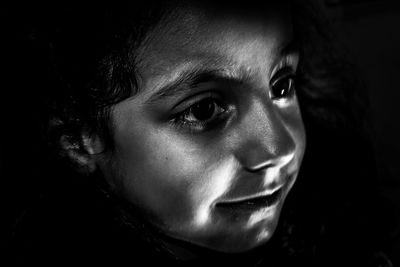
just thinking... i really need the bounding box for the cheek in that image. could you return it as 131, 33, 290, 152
111, 124, 236, 228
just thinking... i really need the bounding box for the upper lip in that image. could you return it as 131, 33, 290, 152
216, 184, 284, 206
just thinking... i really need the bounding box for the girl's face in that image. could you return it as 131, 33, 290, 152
99, 3, 306, 253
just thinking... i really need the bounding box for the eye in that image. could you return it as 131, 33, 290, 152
182, 98, 225, 122
172, 97, 229, 131
270, 74, 296, 100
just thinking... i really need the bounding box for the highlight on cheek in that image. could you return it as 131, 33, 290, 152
189, 156, 239, 228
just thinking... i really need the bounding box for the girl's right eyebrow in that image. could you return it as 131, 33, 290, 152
144, 67, 244, 104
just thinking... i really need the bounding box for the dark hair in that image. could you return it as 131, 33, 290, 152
10, 0, 394, 266
37, 2, 176, 159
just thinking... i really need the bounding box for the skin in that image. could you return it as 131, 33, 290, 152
96, 3, 306, 253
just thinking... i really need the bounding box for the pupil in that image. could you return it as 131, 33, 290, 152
273, 78, 291, 98
192, 99, 215, 121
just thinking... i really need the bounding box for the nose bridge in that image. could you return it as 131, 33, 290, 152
236, 99, 296, 171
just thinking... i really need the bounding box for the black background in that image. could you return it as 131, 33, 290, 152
327, 0, 400, 263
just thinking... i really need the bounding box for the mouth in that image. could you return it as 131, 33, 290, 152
215, 187, 284, 212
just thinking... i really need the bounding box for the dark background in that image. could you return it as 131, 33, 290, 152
1, 0, 400, 264
322, 0, 400, 262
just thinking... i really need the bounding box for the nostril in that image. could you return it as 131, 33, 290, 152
242, 153, 295, 173
243, 161, 275, 173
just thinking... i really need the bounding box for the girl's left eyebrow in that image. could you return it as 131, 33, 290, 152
279, 38, 299, 57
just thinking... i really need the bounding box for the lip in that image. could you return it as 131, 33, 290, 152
215, 186, 284, 212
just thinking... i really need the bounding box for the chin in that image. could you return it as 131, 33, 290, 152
212, 206, 283, 253
219, 226, 278, 253
194, 218, 280, 253
161, 201, 284, 254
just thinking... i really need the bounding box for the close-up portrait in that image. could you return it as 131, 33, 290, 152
2, 0, 400, 266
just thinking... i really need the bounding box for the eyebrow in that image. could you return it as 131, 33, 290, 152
144, 39, 299, 104
280, 38, 299, 56
144, 68, 242, 104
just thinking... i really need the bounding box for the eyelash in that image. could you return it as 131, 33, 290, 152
270, 62, 297, 101
170, 97, 231, 132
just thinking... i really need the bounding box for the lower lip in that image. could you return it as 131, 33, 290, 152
216, 187, 284, 213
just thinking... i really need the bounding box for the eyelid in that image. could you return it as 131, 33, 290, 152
167, 78, 220, 109
270, 66, 296, 87
270, 53, 299, 80
171, 90, 222, 113
170, 95, 234, 133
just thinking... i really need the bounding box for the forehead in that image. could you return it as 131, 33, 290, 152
135, 2, 293, 92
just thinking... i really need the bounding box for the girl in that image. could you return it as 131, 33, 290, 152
8, 0, 394, 266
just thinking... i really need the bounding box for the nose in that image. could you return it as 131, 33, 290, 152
234, 99, 296, 172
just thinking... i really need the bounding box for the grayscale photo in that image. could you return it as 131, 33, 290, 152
2, 0, 400, 266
